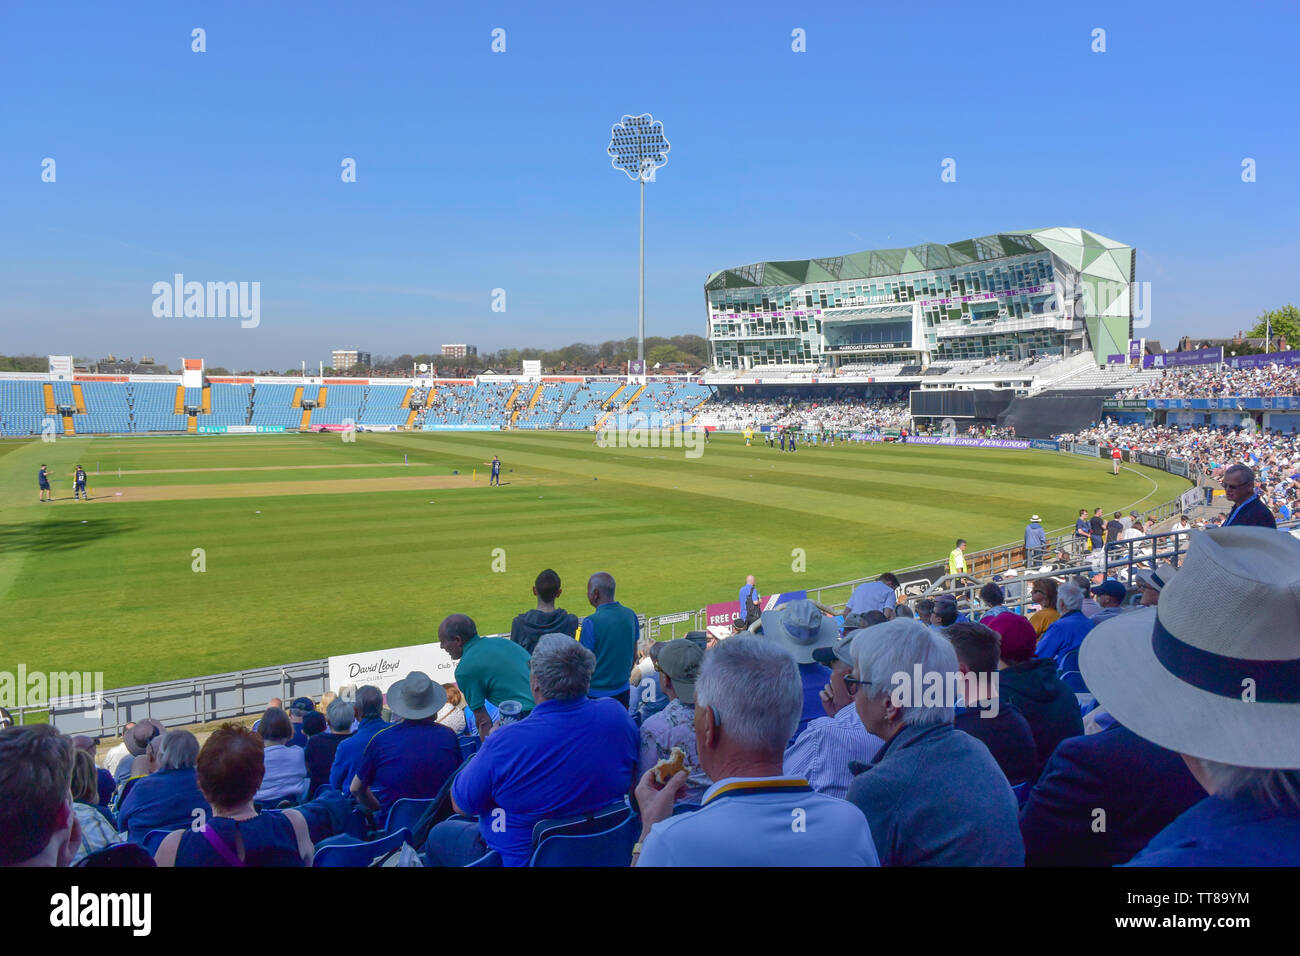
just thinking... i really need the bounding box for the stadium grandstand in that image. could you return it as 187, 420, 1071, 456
704, 228, 1135, 371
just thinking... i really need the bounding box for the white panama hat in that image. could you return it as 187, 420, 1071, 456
1080, 527, 1300, 769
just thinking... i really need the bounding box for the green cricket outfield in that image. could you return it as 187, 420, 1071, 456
0, 431, 1188, 692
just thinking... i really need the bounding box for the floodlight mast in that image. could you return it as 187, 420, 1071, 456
607, 114, 669, 372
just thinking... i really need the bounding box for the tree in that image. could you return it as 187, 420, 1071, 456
1249, 304, 1300, 349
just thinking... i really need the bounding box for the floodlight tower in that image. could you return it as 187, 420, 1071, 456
607, 114, 670, 367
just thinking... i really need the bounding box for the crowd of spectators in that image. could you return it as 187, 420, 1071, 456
698, 396, 910, 432
1117, 362, 1300, 399
1056, 422, 1300, 521
5, 527, 1297, 869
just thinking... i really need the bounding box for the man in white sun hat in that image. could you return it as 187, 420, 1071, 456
1079, 527, 1300, 865
759, 598, 840, 742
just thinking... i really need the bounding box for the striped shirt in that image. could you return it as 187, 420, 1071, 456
783, 704, 883, 800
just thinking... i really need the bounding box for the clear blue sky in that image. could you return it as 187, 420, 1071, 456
1, 0, 1296, 369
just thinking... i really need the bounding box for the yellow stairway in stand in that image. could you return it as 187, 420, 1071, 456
72, 384, 87, 413
62, 413, 76, 435
201, 385, 211, 413
511, 384, 543, 427
620, 383, 647, 410
186, 415, 197, 433
317, 386, 327, 408
405, 408, 419, 428
401, 387, 414, 407
604, 383, 626, 408
291, 385, 304, 407
174, 385, 186, 414
300, 407, 312, 429
43, 383, 57, 414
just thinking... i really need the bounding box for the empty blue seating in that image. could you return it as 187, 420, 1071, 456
312, 827, 411, 867
0, 381, 56, 436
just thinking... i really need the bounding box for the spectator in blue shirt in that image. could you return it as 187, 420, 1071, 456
351, 672, 460, 826
758, 599, 839, 741
117, 730, 212, 842
1036, 579, 1097, 682
328, 686, 388, 793
577, 571, 640, 707
424, 635, 638, 866
634, 634, 879, 867
288, 697, 315, 748
845, 573, 899, 618
738, 575, 761, 626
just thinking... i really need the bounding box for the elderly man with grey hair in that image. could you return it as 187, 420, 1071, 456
304, 698, 355, 798
634, 634, 879, 866
1036, 578, 1097, 680
328, 685, 388, 794
116, 730, 212, 843
1219, 463, 1277, 528
424, 634, 639, 867
845, 619, 1023, 866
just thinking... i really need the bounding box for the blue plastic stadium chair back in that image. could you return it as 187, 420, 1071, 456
458, 735, 479, 762
312, 827, 411, 867
530, 799, 631, 850
529, 811, 640, 867
385, 797, 437, 839
74, 843, 156, 867
465, 849, 502, 867
1012, 781, 1033, 808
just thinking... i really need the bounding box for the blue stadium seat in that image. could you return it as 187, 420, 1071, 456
529, 800, 631, 855
465, 849, 502, 867
529, 810, 640, 867
384, 797, 437, 838
312, 827, 411, 867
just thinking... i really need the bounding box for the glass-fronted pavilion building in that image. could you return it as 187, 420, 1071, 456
704, 228, 1134, 369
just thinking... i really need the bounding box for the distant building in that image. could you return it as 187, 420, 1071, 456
441, 344, 477, 359
705, 228, 1135, 369
332, 349, 371, 371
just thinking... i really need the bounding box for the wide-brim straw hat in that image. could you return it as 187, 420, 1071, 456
1080, 528, 1300, 768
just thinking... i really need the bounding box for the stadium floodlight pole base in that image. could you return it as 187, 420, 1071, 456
638, 176, 645, 365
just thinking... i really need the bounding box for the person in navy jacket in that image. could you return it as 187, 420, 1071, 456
1219, 464, 1277, 529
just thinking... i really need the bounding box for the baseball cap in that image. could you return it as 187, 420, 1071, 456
656, 639, 704, 705
290, 696, 315, 716
1095, 580, 1127, 602
812, 630, 863, 667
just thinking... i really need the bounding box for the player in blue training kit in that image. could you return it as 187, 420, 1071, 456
73, 465, 88, 500
488, 455, 501, 487
39, 464, 52, 502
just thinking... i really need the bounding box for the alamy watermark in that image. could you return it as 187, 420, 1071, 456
595, 412, 705, 459
0, 666, 104, 717
152, 274, 260, 328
